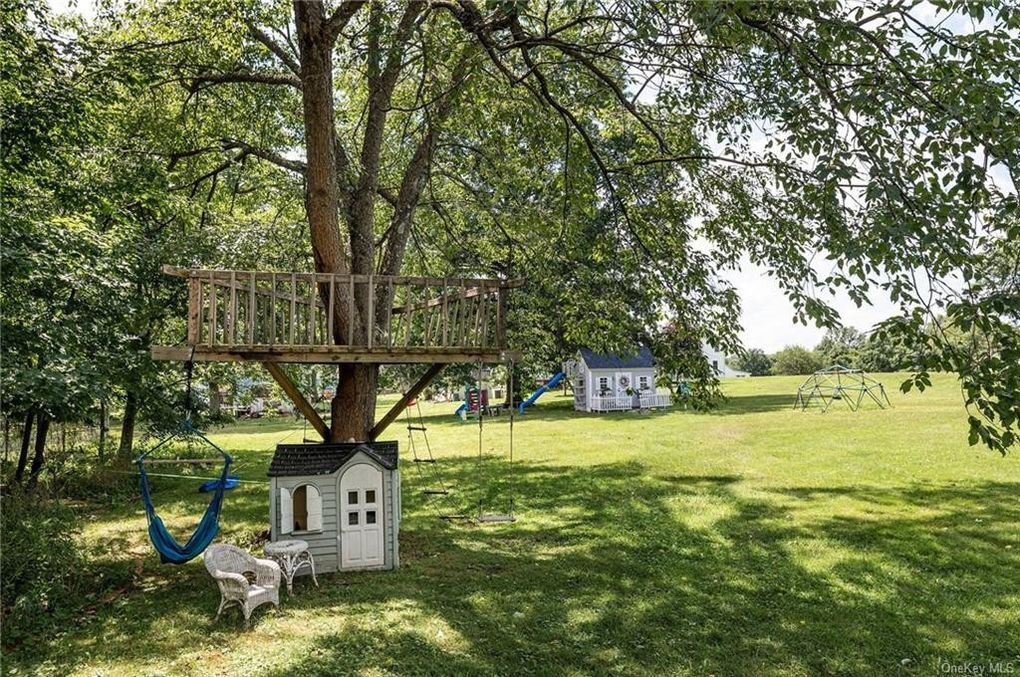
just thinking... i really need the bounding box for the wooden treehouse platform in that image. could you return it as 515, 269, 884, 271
151, 266, 524, 441
152, 266, 524, 365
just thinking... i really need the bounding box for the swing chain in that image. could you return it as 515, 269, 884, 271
184, 346, 196, 423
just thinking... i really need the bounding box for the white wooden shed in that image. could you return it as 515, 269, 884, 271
267, 442, 400, 574
567, 347, 672, 412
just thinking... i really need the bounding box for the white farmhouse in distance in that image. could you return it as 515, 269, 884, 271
702, 343, 748, 378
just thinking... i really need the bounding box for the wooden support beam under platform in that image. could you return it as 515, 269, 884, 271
261, 362, 330, 441
369, 363, 447, 441
152, 346, 521, 365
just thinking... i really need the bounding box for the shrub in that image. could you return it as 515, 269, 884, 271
771, 345, 823, 375
0, 490, 92, 646
731, 348, 772, 376
814, 327, 863, 367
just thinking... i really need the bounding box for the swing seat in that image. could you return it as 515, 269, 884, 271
136, 421, 233, 564
478, 514, 516, 523
199, 475, 241, 493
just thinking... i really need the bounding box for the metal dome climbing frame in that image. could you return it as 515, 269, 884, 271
794, 365, 891, 413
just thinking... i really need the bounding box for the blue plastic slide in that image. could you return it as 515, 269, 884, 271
518, 372, 566, 414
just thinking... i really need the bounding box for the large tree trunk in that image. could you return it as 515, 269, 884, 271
98, 399, 109, 461
294, 1, 347, 278
295, 0, 382, 442
208, 380, 222, 418
26, 414, 49, 488
14, 410, 33, 483
332, 365, 378, 441
118, 390, 138, 459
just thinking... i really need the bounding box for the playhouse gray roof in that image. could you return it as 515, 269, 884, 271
579, 346, 654, 369
268, 441, 398, 477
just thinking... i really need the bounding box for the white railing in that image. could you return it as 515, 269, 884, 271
639, 393, 672, 409
589, 392, 672, 412
590, 395, 634, 412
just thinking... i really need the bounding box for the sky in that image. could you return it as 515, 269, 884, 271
724, 261, 899, 352
42, 0, 1004, 353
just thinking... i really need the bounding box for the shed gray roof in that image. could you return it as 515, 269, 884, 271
579, 346, 654, 369
268, 441, 398, 477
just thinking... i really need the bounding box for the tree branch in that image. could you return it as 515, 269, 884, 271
221, 139, 306, 174
189, 70, 301, 89
246, 20, 301, 76
328, 0, 367, 41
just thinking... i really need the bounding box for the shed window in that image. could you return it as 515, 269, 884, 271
365, 489, 376, 504
366, 510, 377, 524
348, 490, 359, 504
598, 376, 609, 393
639, 375, 649, 391
293, 485, 308, 531
278, 484, 322, 535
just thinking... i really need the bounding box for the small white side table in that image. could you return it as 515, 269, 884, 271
264, 539, 318, 595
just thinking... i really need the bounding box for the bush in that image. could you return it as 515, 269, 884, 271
814, 327, 863, 367
858, 329, 915, 372
731, 348, 772, 376
771, 345, 823, 375
0, 491, 93, 646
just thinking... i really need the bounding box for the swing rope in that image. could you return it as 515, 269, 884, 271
508, 358, 516, 516
404, 399, 464, 520
476, 360, 516, 523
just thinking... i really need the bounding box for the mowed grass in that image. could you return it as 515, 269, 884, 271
5, 373, 1019, 676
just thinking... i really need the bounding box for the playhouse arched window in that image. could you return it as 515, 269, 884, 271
279, 484, 322, 534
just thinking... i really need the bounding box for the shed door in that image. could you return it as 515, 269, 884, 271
615, 372, 632, 396
339, 464, 384, 569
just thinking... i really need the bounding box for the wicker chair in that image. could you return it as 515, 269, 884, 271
203, 544, 281, 627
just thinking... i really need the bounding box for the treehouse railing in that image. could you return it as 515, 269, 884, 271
161, 266, 523, 360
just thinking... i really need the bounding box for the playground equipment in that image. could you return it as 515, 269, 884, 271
136, 419, 234, 564
794, 365, 891, 412
152, 265, 524, 441
152, 266, 525, 551
518, 372, 566, 414
464, 386, 489, 418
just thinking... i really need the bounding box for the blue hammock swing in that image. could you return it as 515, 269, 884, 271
135, 420, 234, 565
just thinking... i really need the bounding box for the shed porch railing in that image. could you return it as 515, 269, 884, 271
589, 395, 634, 412
639, 393, 673, 409
590, 392, 673, 412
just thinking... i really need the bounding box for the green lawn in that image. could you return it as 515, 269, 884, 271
6, 374, 1019, 676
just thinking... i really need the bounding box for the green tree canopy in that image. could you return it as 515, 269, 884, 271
5, 0, 1018, 453
772, 346, 823, 376
815, 328, 864, 368
731, 349, 773, 377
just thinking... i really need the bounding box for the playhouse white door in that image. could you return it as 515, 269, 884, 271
615, 372, 632, 396
339, 464, 384, 569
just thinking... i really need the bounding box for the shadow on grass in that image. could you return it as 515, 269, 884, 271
409, 391, 802, 426
708, 393, 796, 416
9, 458, 1019, 676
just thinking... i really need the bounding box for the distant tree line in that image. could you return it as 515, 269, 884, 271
732, 326, 919, 376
